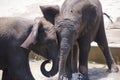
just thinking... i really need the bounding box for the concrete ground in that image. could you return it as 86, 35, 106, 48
0, 60, 120, 80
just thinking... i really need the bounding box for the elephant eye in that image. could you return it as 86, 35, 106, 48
38, 29, 47, 42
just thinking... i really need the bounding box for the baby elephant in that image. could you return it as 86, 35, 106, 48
40, 0, 119, 80
0, 17, 59, 80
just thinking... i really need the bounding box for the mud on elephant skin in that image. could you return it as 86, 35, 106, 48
0, 17, 59, 80
40, 0, 119, 80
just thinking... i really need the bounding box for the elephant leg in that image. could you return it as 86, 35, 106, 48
71, 43, 78, 73
78, 37, 90, 80
65, 43, 78, 80
71, 43, 79, 80
65, 51, 72, 80
2, 69, 11, 80
8, 48, 35, 80
95, 19, 119, 72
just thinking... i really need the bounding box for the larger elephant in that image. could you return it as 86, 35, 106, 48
40, 0, 119, 80
0, 17, 59, 80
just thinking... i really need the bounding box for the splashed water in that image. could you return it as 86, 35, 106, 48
72, 73, 79, 80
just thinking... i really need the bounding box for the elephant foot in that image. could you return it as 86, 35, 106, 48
71, 73, 79, 80
107, 64, 119, 73
67, 75, 72, 80
78, 73, 89, 80
59, 74, 68, 80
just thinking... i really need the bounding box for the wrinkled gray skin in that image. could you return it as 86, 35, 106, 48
0, 17, 59, 80
40, 0, 119, 80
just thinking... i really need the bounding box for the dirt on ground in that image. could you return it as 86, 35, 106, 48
31, 61, 120, 80
0, 60, 120, 80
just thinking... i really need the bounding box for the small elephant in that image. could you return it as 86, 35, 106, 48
0, 17, 59, 80
40, 0, 119, 80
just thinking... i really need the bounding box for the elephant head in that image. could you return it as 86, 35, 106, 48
21, 17, 59, 77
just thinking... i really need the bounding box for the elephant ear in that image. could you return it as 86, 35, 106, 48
40, 5, 60, 24
20, 18, 40, 49
82, 4, 97, 24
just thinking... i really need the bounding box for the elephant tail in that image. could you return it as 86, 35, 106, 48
103, 12, 113, 23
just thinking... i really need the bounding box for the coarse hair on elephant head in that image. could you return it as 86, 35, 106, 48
40, 0, 119, 79
20, 17, 60, 77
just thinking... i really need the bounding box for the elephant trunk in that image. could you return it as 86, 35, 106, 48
59, 37, 73, 74
58, 27, 75, 77
40, 57, 59, 77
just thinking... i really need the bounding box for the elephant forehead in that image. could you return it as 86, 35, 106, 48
56, 19, 74, 25
56, 18, 81, 31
